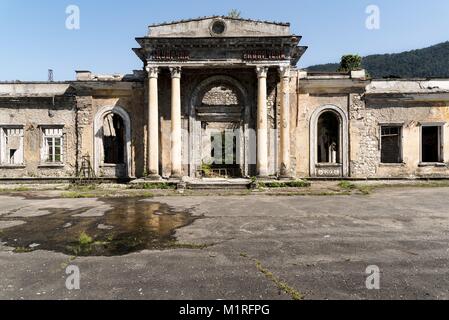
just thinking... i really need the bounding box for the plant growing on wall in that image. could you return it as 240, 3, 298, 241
338, 54, 362, 72
227, 9, 242, 19
201, 162, 213, 178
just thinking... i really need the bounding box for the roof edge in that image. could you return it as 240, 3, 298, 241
148, 16, 290, 28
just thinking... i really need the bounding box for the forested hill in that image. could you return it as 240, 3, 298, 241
306, 42, 449, 78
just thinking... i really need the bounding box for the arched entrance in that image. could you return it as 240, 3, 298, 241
310, 105, 349, 177
94, 106, 132, 178
189, 76, 252, 178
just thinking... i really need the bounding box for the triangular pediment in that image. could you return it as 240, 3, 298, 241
148, 16, 291, 38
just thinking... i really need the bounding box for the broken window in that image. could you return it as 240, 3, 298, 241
317, 111, 340, 164
42, 127, 64, 163
103, 114, 125, 165
422, 125, 443, 163
381, 126, 402, 163
0, 127, 24, 165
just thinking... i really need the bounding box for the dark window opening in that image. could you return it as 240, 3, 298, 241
381, 126, 402, 163
9, 149, 17, 164
103, 114, 125, 165
422, 126, 442, 163
318, 112, 340, 164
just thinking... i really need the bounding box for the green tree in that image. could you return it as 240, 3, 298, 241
227, 9, 242, 19
338, 54, 362, 72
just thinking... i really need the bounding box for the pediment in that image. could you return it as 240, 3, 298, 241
148, 16, 291, 38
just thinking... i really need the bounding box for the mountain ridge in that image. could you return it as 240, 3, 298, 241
306, 42, 449, 78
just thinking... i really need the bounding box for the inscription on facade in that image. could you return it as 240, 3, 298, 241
243, 50, 286, 61
150, 50, 190, 61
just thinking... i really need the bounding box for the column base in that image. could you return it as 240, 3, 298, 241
146, 174, 162, 181
169, 174, 183, 182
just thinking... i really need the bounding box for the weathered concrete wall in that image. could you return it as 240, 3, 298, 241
349, 93, 380, 178
351, 79, 449, 178
0, 95, 77, 178
75, 81, 145, 178
0, 81, 145, 179
292, 71, 352, 177
361, 102, 449, 178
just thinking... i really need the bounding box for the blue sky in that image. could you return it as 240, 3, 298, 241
1, 0, 449, 81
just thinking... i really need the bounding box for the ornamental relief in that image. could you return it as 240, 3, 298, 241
202, 86, 240, 106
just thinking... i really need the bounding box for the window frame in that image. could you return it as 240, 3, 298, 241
41, 126, 65, 165
0, 125, 25, 166
419, 123, 445, 165
379, 123, 404, 165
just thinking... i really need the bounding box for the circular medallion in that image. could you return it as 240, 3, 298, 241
210, 19, 227, 36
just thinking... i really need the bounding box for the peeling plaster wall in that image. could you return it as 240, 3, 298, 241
363, 102, 449, 178
292, 74, 349, 178
0, 96, 77, 178
293, 75, 449, 179
84, 83, 145, 178
0, 82, 145, 179
349, 93, 380, 178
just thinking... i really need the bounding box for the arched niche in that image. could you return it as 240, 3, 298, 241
310, 105, 349, 177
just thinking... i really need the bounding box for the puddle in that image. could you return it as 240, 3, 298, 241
0, 199, 202, 256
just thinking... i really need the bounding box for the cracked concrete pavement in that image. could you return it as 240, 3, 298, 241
0, 187, 449, 300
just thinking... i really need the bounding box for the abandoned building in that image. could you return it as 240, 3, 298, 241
1, 16, 449, 182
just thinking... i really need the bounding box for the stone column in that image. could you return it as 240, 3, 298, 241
279, 66, 291, 179
170, 67, 182, 178
146, 66, 160, 179
256, 66, 269, 178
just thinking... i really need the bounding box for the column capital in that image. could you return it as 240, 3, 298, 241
256, 66, 268, 78
146, 66, 159, 79
169, 66, 182, 79
279, 66, 291, 79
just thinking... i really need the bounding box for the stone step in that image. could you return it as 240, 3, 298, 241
186, 180, 251, 190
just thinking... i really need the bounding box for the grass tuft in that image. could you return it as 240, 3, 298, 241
255, 260, 304, 301
62, 192, 97, 199
258, 180, 311, 189
78, 232, 93, 246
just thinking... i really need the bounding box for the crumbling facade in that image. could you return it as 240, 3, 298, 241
1, 16, 449, 181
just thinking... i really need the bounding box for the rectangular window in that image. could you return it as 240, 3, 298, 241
421, 126, 443, 163
42, 127, 64, 164
381, 126, 402, 164
0, 126, 24, 165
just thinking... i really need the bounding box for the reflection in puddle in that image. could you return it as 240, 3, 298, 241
0, 199, 201, 256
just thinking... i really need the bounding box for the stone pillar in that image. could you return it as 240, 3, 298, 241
279, 66, 291, 179
146, 66, 160, 179
170, 67, 182, 178
256, 66, 269, 178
